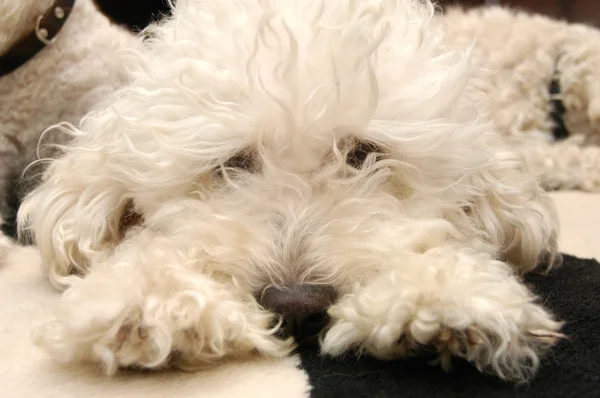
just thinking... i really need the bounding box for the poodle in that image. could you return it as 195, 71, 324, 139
441, 5, 600, 191
19, 0, 564, 382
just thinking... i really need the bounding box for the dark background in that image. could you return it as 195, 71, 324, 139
440, 0, 600, 26
93, 0, 600, 31
93, 0, 172, 31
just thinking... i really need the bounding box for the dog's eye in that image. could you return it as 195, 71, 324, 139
346, 140, 382, 169
222, 151, 258, 173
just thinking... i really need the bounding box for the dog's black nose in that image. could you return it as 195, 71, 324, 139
258, 284, 337, 343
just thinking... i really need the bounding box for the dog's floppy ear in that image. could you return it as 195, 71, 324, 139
17, 154, 132, 289
467, 148, 560, 273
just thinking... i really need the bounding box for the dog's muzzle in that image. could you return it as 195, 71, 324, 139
258, 284, 337, 344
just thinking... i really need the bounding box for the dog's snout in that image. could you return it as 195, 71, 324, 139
259, 284, 337, 343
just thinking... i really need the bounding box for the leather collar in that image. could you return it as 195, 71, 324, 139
0, 0, 76, 78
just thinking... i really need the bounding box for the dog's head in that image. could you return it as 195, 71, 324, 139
119, 4, 483, 274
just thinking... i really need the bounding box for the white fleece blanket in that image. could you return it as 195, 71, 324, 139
1, 191, 598, 398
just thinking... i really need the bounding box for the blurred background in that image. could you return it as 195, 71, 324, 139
93, 0, 600, 32
440, 0, 600, 26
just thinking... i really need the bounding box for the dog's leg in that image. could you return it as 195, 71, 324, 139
462, 144, 560, 273
321, 246, 563, 381
520, 136, 600, 192
33, 228, 293, 374
559, 25, 600, 142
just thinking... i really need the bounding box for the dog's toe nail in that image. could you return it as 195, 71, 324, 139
116, 325, 132, 345
138, 326, 149, 339
437, 327, 453, 343
433, 328, 462, 354
528, 329, 566, 345
465, 328, 483, 348
429, 350, 453, 372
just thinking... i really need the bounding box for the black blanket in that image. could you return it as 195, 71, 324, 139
298, 255, 600, 398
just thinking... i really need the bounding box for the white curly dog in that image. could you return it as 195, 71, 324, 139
19, 0, 564, 382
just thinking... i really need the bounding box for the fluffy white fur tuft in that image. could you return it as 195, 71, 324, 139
19, 0, 563, 381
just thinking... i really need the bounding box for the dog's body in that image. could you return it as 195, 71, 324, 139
442, 6, 600, 191
18, 0, 564, 381
0, 0, 136, 247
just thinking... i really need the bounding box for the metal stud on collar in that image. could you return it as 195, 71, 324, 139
35, 16, 54, 45
54, 6, 66, 19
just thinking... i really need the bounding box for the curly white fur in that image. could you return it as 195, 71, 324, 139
441, 6, 600, 191
19, 0, 563, 382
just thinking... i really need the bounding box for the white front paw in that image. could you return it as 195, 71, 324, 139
321, 252, 563, 381
34, 267, 293, 374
